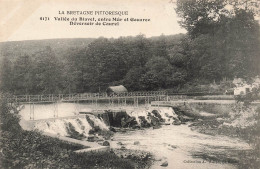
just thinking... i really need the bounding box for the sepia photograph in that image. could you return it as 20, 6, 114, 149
0, 0, 259, 168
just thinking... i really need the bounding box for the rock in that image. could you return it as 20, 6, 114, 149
161, 161, 168, 167
134, 141, 140, 145
178, 115, 185, 122
139, 116, 150, 127
126, 116, 136, 123
87, 135, 95, 142
182, 115, 194, 122
88, 129, 95, 135
159, 122, 171, 125
149, 115, 160, 126
121, 117, 127, 127
102, 141, 110, 146
173, 120, 181, 125
117, 142, 123, 145
170, 145, 177, 149
109, 127, 116, 132
153, 125, 161, 129
132, 125, 141, 129
152, 110, 162, 119
121, 146, 126, 150
96, 137, 104, 142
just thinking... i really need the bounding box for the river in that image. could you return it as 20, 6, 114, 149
111, 124, 250, 169
19, 102, 251, 169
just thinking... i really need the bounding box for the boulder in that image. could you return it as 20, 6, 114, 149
182, 115, 194, 122
139, 116, 150, 127
173, 120, 181, 125
151, 110, 162, 119
103, 141, 110, 146
134, 141, 140, 145
121, 146, 126, 150
149, 116, 160, 126
121, 117, 127, 127
170, 145, 177, 149
109, 127, 117, 132
117, 142, 123, 145
161, 161, 168, 167
87, 135, 95, 142
153, 125, 161, 129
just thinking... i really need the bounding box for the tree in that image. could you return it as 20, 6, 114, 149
12, 55, 34, 94
64, 47, 88, 93
176, 0, 260, 82
123, 67, 145, 91
33, 46, 62, 94
176, 0, 226, 38
127, 34, 152, 68
0, 56, 13, 93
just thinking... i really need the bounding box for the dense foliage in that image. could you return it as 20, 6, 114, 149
0, 0, 259, 95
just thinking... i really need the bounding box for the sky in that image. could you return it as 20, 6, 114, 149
0, 0, 186, 42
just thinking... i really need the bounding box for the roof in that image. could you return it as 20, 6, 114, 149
107, 85, 128, 93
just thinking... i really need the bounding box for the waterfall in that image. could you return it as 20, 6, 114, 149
33, 115, 108, 137
33, 107, 180, 138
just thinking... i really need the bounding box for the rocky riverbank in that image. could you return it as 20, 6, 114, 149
188, 103, 260, 168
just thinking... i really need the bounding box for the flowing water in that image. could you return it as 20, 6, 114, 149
19, 103, 251, 169
110, 124, 250, 169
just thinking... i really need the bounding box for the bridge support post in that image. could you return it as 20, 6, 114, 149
30, 102, 34, 120
96, 98, 98, 109
54, 101, 58, 118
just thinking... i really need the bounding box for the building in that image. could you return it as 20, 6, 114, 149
234, 84, 252, 96
233, 76, 260, 96
106, 85, 128, 96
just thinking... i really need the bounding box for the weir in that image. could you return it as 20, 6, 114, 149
19, 106, 190, 154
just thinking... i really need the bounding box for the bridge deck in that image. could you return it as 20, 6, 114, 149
6, 91, 168, 103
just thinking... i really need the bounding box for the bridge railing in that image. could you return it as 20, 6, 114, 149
6, 90, 167, 103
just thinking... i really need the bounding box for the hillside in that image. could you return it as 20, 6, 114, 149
0, 34, 185, 62
0, 38, 95, 61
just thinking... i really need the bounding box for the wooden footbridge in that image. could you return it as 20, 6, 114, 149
7, 91, 168, 104
5, 91, 189, 120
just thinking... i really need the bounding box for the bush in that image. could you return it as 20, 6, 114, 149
0, 94, 22, 134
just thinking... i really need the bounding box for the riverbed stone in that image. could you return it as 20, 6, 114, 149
161, 161, 168, 167
153, 125, 161, 129
117, 142, 123, 145
173, 120, 181, 125
103, 141, 110, 146
109, 127, 117, 132
121, 146, 126, 150
134, 141, 140, 145
170, 144, 177, 149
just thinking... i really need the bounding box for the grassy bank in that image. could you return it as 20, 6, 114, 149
0, 97, 152, 169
